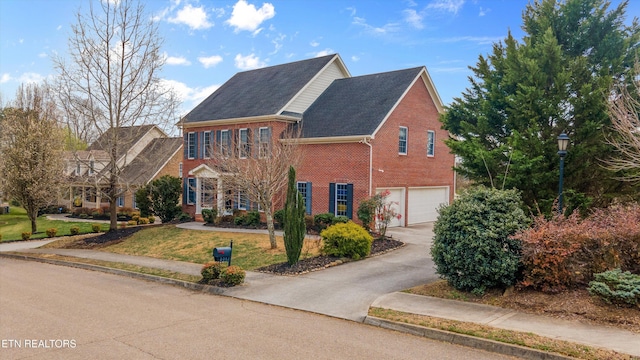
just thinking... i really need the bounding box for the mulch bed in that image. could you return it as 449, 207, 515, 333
256, 237, 405, 276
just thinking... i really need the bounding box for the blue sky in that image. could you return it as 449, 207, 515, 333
1, 0, 638, 118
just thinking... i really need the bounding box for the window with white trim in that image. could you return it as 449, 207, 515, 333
239, 128, 249, 158
399, 127, 408, 155
179, 162, 183, 178
335, 183, 348, 216
116, 195, 124, 207
203, 131, 211, 158
237, 190, 249, 210
427, 130, 435, 157
220, 130, 231, 157
259, 127, 270, 158
132, 194, 138, 209
187, 132, 196, 159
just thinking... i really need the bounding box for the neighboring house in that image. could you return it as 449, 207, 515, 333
61, 125, 183, 210
179, 54, 455, 226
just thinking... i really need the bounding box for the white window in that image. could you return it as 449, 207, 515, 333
187, 132, 196, 159
220, 130, 231, 157
179, 162, 183, 178
237, 190, 249, 210
259, 127, 270, 158
238, 128, 249, 158
335, 183, 348, 217
116, 195, 124, 207
399, 127, 408, 155
132, 194, 138, 209
203, 131, 211, 158
427, 130, 435, 157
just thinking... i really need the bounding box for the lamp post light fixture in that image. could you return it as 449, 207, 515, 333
557, 132, 570, 214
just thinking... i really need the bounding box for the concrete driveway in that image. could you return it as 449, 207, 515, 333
223, 223, 440, 321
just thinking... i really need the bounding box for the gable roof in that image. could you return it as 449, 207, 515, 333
183, 54, 339, 123
300, 67, 424, 138
117, 137, 183, 185
87, 125, 157, 152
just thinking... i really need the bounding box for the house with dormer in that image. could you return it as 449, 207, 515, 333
61, 125, 183, 209
180, 54, 455, 226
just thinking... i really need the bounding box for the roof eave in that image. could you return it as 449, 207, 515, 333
286, 135, 372, 145
181, 114, 300, 129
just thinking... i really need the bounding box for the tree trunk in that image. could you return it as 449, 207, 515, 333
264, 206, 277, 249
30, 214, 37, 234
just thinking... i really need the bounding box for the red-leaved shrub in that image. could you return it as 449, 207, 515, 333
514, 204, 640, 293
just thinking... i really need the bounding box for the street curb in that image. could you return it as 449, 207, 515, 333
363, 316, 572, 360
0, 252, 225, 296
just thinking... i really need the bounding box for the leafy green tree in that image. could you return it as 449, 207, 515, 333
442, 0, 640, 214
283, 166, 306, 266
148, 175, 181, 223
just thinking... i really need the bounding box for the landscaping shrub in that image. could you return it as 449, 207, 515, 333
21, 232, 31, 240
244, 211, 261, 226
332, 215, 349, 224
220, 265, 246, 286
127, 220, 137, 226
132, 214, 140, 223
283, 166, 306, 265
201, 261, 227, 283
134, 186, 152, 218
177, 212, 192, 222
201, 208, 217, 224
148, 216, 155, 224
431, 186, 528, 295
588, 269, 640, 307
148, 175, 183, 223
79, 213, 89, 219
138, 217, 149, 224
70, 226, 80, 235
0, 234, 3, 241
515, 203, 640, 293
91, 224, 102, 233
321, 221, 373, 260
314, 213, 335, 231
273, 209, 285, 226
46, 228, 58, 238
38, 204, 69, 216
357, 196, 377, 231
234, 216, 245, 226
304, 215, 315, 232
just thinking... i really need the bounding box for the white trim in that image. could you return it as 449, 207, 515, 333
284, 135, 372, 145
203, 130, 212, 159
399, 126, 408, 155
427, 130, 435, 157
180, 115, 299, 129
238, 128, 249, 159
187, 132, 196, 159
258, 127, 270, 158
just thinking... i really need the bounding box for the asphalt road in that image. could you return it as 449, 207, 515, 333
0, 259, 514, 360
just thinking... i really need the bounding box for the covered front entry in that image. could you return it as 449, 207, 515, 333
189, 164, 224, 216
407, 186, 449, 224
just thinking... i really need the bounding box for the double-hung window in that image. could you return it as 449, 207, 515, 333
427, 130, 435, 157
399, 127, 408, 155
335, 184, 348, 216
237, 190, 249, 210
259, 127, 271, 158
187, 132, 196, 159
239, 128, 249, 158
203, 131, 212, 158
220, 130, 231, 157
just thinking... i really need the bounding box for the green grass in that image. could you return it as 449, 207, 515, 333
46, 224, 323, 270
0, 207, 109, 242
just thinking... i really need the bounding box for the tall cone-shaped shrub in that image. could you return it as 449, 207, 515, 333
284, 166, 306, 265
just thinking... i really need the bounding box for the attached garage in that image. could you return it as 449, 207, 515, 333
375, 187, 405, 227
407, 187, 449, 225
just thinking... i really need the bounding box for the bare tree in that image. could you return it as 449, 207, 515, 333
53, 0, 178, 230
0, 83, 65, 233
207, 128, 302, 249
606, 63, 640, 182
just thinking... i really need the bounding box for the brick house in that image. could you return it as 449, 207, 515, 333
179, 54, 454, 226
61, 125, 183, 210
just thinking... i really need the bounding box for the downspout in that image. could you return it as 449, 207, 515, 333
360, 137, 373, 196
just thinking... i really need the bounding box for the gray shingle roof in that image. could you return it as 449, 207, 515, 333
118, 137, 183, 184
87, 125, 156, 152
183, 54, 337, 123
300, 67, 424, 138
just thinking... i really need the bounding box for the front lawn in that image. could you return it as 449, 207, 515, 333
44, 225, 323, 270
0, 207, 109, 242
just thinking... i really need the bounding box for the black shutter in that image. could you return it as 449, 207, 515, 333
183, 133, 188, 159
346, 184, 354, 219
306, 182, 312, 215
216, 130, 222, 155
329, 183, 335, 215
194, 132, 199, 159
183, 178, 188, 205
246, 128, 252, 157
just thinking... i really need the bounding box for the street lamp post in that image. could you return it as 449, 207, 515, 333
557, 132, 570, 215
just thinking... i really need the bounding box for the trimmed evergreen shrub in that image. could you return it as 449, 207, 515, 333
332, 215, 349, 224
138, 217, 149, 224
201, 208, 217, 224
314, 213, 335, 231
431, 186, 528, 295
21, 232, 31, 240
321, 221, 373, 260
46, 228, 58, 238
70, 226, 80, 235
177, 212, 193, 222
284, 166, 306, 265
243, 211, 261, 226
148, 216, 155, 224
91, 224, 102, 233
588, 269, 640, 307
201, 261, 227, 283
220, 265, 246, 286
273, 209, 285, 226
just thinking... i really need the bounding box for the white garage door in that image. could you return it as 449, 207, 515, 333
408, 187, 449, 224
375, 188, 404, 227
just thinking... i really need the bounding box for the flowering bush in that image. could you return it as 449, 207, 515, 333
220, 265, 246, 286
357, 190, 401, 236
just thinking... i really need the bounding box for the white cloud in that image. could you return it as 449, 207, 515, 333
270, 33, 286, 55
198, 55, 223, 68
168, 4, 213, 30
403, 9, 424, 29
56, 25, 62, 31
160, 79, 221, 116
166, 54, 191, 66
38, 52, 48, 58
310, 40, 319, 47
479, 7, 489, 16
352, 16, 400, 36
226, 0, 275, 34
351, 55, 360, 62
234, 53, 266, 70
18, 72, 44, 84
1, 73, 12, 83
427, 0, 465, 14
311, 49, 334, 57
439, 35, 502, 45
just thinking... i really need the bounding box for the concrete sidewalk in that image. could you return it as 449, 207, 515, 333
2, 223, 639, 358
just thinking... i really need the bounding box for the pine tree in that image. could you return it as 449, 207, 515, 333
283, 166, 306, 266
